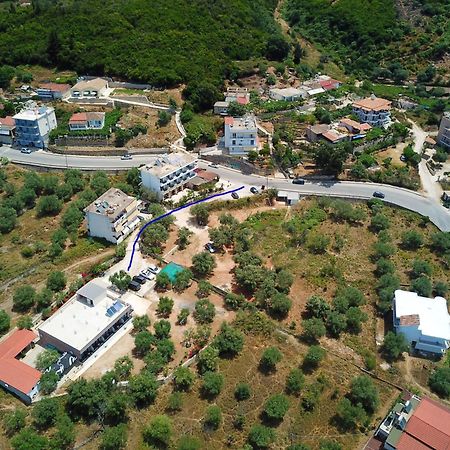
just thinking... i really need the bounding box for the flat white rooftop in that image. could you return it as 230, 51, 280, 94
38, 280, 130, 353
394, 290, 450, 340
141, 153, 197, 178
14, 106, 54, 121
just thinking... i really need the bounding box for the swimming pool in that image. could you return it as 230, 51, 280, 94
160, 262, 184, 282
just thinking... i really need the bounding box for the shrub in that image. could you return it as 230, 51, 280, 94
173, 367, 195, 391
382, 331, 408, 361
401, 230, 423, 249
264, 394, 290, 421
429, 367, 450, 398
234, 383, 251, 401
154, 319, 171, 339
213, 322, 244, 356
411, 276, 432, 297
204, 405, 221, 430
3, 409, 27, 436
100, 424, 127, 450
286, 368, 305, 395
194, 299, 215, 324
201, 371, 224, 397
143, 415, 172, 447
177, 308, 190, 325
157, 296, 174, 317
132, 315, 150, 332
192, 252, 216, 277
349, 376, 379, 414
303, 345, 325, 370
411, 260, 432, 278
13, 285, 36, 312
248, 424, 276, 448
302, 318, 326, 342
177, 436, 201, 450
47, 271, 67, 292
433, 281, 448, 297
197, 345, 219, 373
0, 310, 11, 335
260, 347, 282, 371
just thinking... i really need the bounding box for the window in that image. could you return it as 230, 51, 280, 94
232, 133, 236, 138
250, 140, 254, 145
232, 140, 236, 145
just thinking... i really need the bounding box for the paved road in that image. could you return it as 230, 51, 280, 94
0, 146, 159, 171
199, 162, 450, 232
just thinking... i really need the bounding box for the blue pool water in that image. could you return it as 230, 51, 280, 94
160, 262, 184, 282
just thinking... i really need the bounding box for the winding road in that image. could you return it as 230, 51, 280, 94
1, 146, 449, 231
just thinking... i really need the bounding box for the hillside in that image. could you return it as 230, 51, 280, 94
284, 0, 450, 81
0, 0, 280, 88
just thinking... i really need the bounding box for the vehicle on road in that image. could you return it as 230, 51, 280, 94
128, 280, 141, 291
147, 264, 160, 274
205, 242, 215, 253
373, 191, 385, 199
121, 153, 132, 160
21, 148, 32, 154
132, 274, 147, 285
250, 187, 258, 194
209, 163, 219, 168
292, 178, 305, 185
231, 192, 239, 199
140, 268, 156, 281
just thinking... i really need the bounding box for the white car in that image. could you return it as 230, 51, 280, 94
21, 148, 32, 154
121, 153, 132, 160
147, 264, 160, 274
140, 269, 155, 281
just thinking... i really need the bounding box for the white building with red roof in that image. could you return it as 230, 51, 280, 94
36, 83, 71, 100
0, 329, 41, 404
352, 95, 392, 127
0, 116, 15, 145
69, 112, 105, 131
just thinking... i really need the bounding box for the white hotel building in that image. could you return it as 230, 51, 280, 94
140, 154, 197, 200
224, 115, 258, 156
13, 102, 57, 149
85, 188, 140, 244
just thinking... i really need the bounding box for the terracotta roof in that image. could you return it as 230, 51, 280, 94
308, 124, 330, 135
353, 96, 392, 112
224, 116, 234, 125
359, 123, 372, 131
0, 116, 15, 128
194, 169, 219, 182
322, 130, 342, 142
399, 314, 420, 326
38, 83, 71, 93
425, 136, 436, 145
0, 329, 41, 394
69, 112, 88, 123
397, 398, 450, 450
340, 118, 361, 128
319, 79, 340, 90
69, 112, 105, 124
236, 96, 249, 105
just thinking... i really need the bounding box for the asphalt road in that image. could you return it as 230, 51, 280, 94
1, 146, 448, 231
0, 146, 159, 170
199, 162, 450, 232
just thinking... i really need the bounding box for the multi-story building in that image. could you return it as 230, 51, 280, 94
374, 394, 450, 450
140, 153, 198, 200
85, 188, 140, 244
36, 83, 71, 100
393, 289, 450, 357
13, 102, 57, 149
69, 77, 109, 99
269, 87, 307, 102
224, 115, 258, 156
352, 95, 391, 127
0, 116, 15, 145
437, 112, 450, 149
69, 112, 105, 131
38, 279, 132, 361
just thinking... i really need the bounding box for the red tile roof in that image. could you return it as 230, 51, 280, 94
0, 116, 15, 128
322, 130, 341, 142
397, 398, 450, 450
69, 112, 88, 123
224, 116, 234, 125
236, 96, 249, 105
0, 329, 41, 394
39, 83, 71, 93
319, 79, 340, 90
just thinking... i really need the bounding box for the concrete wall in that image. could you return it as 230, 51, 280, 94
86, 212, 116, 243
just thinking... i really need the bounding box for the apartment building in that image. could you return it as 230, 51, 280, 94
69, 112, 105, 131
224, 115, 258, 156
13, 102, 57, 148
85, 188, 140, 244
38, 279, 132, 361
393, 289, 450, 357
140, 153, 198, 200
352, 95, 391, 127
437, 112, 450, 149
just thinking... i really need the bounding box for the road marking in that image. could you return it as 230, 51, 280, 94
127, 186, 245, 271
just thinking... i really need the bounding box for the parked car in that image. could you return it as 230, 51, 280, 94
21, 148, 32, 154
128, 280, 141, 291
250, 187, 258, 194
132, 275, 147, 285
205, 242, 215, 253
292, 178, 305, 185
147, 264, 160, 274
373, 191, 385, 199
209, 163, 219, 168
140, 268, 156, 281
121, 153, 132, 160
400, 154, 406, 162
231, 192, 239, 199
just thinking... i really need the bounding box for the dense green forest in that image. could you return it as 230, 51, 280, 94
284, 0, 450, 81
0, 0, 280, 87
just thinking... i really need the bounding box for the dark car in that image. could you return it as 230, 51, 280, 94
373, 191, 385, 199
231, 192, 239, 199
250, 187, 258, 194
205, 242, 215, 253
133, 275, 147, 285
292, 178, 305, 185
128, 280, 141, 291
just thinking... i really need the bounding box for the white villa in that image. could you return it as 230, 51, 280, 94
393, 289, 450, 357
